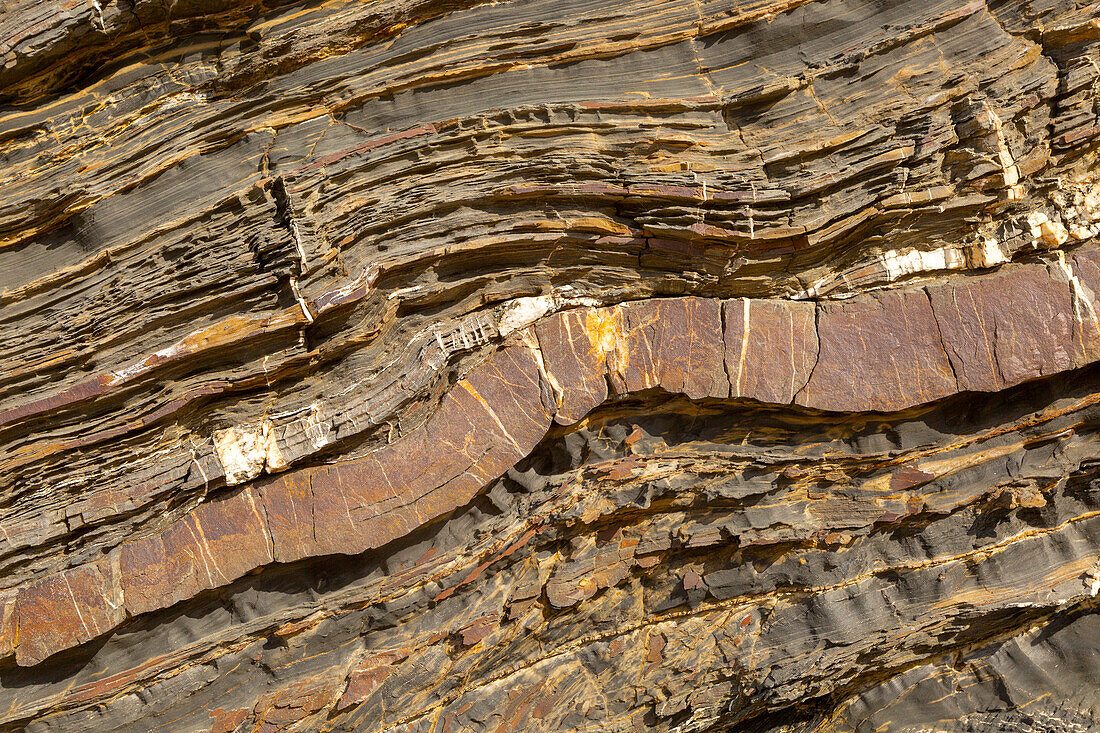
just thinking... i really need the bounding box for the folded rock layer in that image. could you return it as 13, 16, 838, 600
1, 0, 1099, 730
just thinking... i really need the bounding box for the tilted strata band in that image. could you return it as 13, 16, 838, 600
2, 0, 1100, 727
9, 247, 1100, 666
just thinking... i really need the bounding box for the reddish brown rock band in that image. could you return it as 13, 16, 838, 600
12, 252, 1100, 666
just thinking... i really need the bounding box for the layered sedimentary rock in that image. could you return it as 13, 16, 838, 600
1, 0, 1099, 730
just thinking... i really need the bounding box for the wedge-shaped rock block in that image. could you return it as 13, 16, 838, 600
724, 298, 818, 404
926, 264, 1075, 393
535, 308, 611, 424
15, 556, 124, 666
614, 298, 728, 400
120, 488, 273, 617
797, 288, 957, 412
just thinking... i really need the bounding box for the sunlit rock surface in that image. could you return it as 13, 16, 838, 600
1, 0, 1099, 729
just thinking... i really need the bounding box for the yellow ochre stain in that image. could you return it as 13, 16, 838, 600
583, 307, 623, 361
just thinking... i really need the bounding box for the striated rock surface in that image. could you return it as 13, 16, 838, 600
1, 0, 1099, 730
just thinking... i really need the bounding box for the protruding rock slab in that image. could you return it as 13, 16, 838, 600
724, 297, 818, 404
926, 265, 1076, 393
535, 309, 610, 425
797, 288, 958, 412
15, 557, 124, 667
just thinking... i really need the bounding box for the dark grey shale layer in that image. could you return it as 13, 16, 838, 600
0, 0, 1099, 729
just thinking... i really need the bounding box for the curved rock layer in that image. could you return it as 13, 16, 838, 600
1, 0, 1099, 730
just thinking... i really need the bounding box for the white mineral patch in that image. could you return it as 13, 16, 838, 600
978, 103, 1020, 190
213, 425, 266, 485
1026, 211, 1050, 240
324, 264, 380, 305
499, 295, 557, 336
289, 277, 314, 324
1052, 251, 1099, 327
159, 91, 210, 111
880, 246, 965, 281
88, 0, 106, 30
213, 419, 285, 485
1083, 185, 1100, 220
304, 404, 336, 451
967, 238, 1009, 269
1087, 566, 1100, 597
1071, 224, 1097, 241
1039, 219, 1069, 247
262, 420, 287, 472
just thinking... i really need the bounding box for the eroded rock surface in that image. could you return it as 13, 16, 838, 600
1, 0, 1099, 730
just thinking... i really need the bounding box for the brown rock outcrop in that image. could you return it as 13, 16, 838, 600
1, 0, 1099, 730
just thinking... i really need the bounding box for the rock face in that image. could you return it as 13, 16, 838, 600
1, 0, 1099, 730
